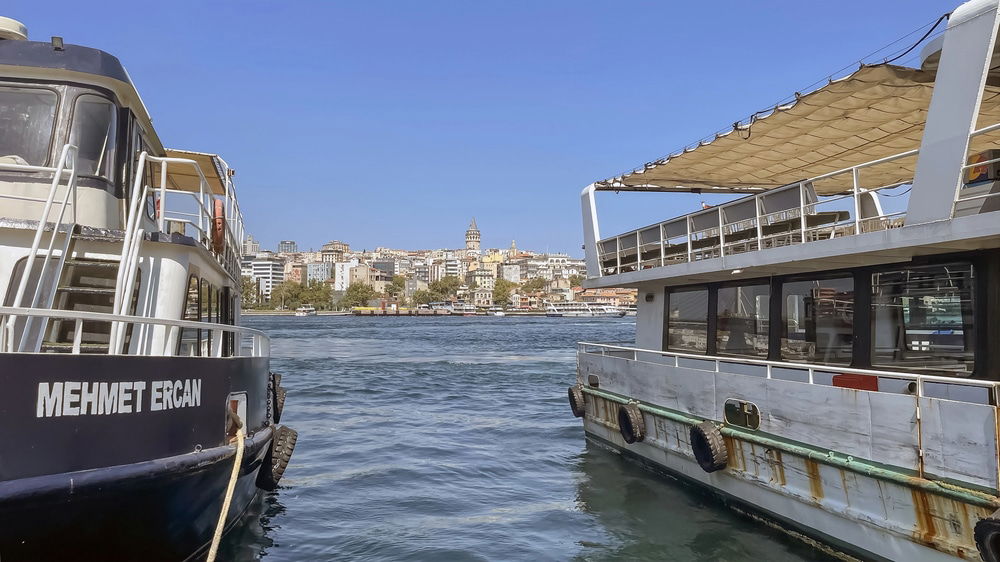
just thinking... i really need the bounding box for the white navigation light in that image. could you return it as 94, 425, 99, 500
0, 16, 27, 41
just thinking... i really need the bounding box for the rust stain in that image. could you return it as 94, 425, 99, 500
804, 458, 823, 501
911, 488, 937, 546
839, 469, 851, 507
773, 450, 786, 486
723, 436, 745, 471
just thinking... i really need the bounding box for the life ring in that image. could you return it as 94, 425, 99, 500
975, 509, 1000, 562
617, 403, 645, 444
211, 199, 225, 254
256, 424, 298, 491
690, 421, 729, 473
567, 386, 585, 418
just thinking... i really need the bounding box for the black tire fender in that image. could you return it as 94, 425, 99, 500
568, 386, 586, 418
256, 424, 298, 491
690, 421, 729, 473
617, 403, 645, 444
975, 509, 1000, 562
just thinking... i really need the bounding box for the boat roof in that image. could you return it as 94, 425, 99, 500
596, 63, 1000, 195
161, 149, 232, 196
0, 39, 166, 155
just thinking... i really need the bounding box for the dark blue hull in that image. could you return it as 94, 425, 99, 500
0, 353, 277, 560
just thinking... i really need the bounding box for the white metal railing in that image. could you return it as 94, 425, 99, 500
577, 341, 999, 404
598, 148, 918, 276
0, 306, 269, 357
0, 144, 80, 351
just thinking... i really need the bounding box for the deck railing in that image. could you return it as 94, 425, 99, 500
577, 341, 999, 405
597, 148, 918, 276
0, 306, 269, 357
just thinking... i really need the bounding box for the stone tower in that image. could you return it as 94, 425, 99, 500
465, 218, 481, 255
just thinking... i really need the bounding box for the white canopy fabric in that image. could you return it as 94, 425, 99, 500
597, 64, 1000, 195
159, 149, 229, 196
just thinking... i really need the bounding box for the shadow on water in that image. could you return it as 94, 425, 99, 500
215, 316, 830, 561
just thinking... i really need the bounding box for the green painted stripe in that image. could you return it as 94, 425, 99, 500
581, 385, 1000, 509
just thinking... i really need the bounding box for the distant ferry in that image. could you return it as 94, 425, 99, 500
0, 16, 296, 560
570, 2, 1000, 560
545, 301, 624, 317
294, 305, 317, 316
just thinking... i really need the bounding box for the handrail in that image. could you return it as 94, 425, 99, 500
0, 305, 269, 357
1, 144, 79, 352
577, 341, 998, 401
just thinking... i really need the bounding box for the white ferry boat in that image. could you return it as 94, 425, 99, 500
294, 305, 317, 316
0, 18, 296, 559
569, 2, 1000, 560
546, 301, 624, 317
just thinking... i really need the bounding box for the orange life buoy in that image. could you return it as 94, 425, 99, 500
211, 199, 225, 254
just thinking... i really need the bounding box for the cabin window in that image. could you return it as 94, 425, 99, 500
871, 263, 975, 376
0, 86, 57, 166
666, 287, 709, 353
781, 276, 854, 364
717, 283, 769, 357
179, 275, 201, 356
69, 94, 117, 179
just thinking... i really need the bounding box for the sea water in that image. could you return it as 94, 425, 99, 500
219, 316, 825, 561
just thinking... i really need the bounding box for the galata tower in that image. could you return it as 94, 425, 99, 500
465, 218, 481, 255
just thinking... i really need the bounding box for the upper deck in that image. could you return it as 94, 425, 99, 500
581, 1, 1000, 288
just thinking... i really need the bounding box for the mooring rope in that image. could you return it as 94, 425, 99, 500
206, 413, 246, 562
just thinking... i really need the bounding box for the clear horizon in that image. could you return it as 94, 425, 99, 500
9, 0, 950, 254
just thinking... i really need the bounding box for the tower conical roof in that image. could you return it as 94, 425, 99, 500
468, 217, 479, 231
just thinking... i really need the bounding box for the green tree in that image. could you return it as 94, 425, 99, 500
412, 289, 435, 305
521, 277, 546, 292
492, 278, 517, 306
387, 276, 406, 300
568, 274, 585, 288
428, 275, 462, 298
269, 281, 304, 309
301, 280, 333, 310
340, 282, 377, 309
240, 276, 260, 309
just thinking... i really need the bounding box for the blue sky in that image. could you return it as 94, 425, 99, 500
10, 1, 952, 255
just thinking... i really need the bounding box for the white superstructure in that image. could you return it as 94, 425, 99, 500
572, 2, 1000, 560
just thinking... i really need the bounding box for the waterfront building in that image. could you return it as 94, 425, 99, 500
573, 287, 637, 307
404, 278, 428, 299
501, 264, 521, 283
465, 218, 481, 256
307, 262, 334, 284
470, 287, 493, 308
332, 259, 359, 291
413, 262, 430, 283
249, 251, 285, 300
285, 262, 306, 284
321, 240, 350, 263
466, 268, 495, 292
242, 234, 260, 255
371, 259, 396, 280
350, 264, 389, 293
278, 240, 297, 254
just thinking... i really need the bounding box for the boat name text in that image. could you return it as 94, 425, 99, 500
35, 379, 203, 417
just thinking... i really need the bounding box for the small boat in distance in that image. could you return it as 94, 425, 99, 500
545, 301, 624, 317
295, 305, 317, 316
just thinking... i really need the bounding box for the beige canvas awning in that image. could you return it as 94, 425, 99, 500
598, 64, 1000, 195
157, 149, 229, 196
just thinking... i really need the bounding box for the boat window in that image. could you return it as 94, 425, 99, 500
717, 283, 769, 357
179, 275, 201, 356
666, 287, 709, 353
0, 86, 57, 166
781, 276, 854, 364
871, 263, 975, 376
69, 94, 117, 178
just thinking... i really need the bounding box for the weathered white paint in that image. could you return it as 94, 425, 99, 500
907, 0, 1000, 225
579, 351, 999, 491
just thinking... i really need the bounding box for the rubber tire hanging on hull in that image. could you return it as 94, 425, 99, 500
690, 421, 729, 473
568, 386, 585, 418
617, 403, 645, 444
975, 509, 1000, 562
256, 425, 298, 491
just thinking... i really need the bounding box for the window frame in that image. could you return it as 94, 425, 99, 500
67, 92, 119, 180
0, 83, 61, 167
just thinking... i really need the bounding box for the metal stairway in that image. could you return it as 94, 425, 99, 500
41, 253, 121, 354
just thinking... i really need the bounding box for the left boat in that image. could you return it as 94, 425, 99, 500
0, 17, 297, 560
